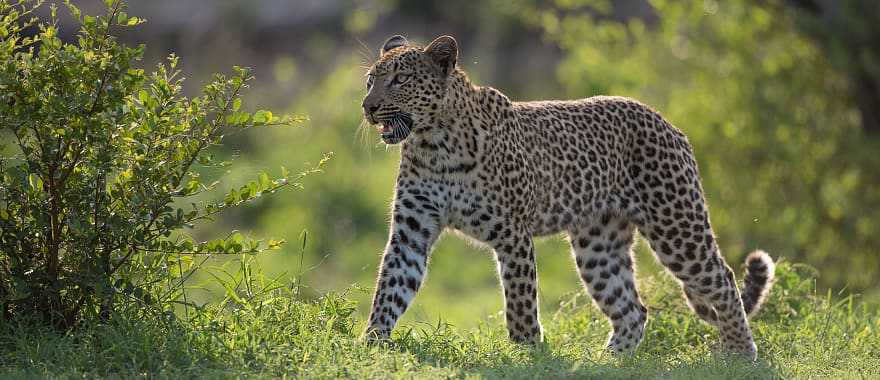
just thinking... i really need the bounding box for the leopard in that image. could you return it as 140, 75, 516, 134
359, 34, 775, 360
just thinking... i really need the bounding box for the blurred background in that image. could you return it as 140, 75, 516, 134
57, 0, 879, 328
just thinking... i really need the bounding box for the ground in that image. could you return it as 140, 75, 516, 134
0, 262, 876, 379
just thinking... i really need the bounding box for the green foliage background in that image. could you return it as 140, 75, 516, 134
1, 1, 879, 377
172, 0, 880, 329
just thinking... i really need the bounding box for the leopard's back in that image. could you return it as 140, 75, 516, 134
513, 96, 692, 234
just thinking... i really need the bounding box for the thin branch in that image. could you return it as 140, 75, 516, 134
130, 246, 269, 256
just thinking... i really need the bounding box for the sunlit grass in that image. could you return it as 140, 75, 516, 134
1, 262, 876, 379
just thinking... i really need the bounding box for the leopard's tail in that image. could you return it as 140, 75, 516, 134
740, 250, 775, 317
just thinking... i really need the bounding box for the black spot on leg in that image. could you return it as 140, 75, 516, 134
487, 230, 498, 241
578, 237, 590, 249
406, 277, 418, 291
604, 295, 617, 306
405, 216, 421, 231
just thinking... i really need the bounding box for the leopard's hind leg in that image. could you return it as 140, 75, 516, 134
637, 195, 759, 359
569, 214, 647, 354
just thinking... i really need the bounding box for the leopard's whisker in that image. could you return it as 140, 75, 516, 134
394, 118, 405, 141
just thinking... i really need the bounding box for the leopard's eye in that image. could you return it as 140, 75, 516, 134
392, 73, 411, 85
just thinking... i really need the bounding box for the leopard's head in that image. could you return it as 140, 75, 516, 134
362, 35, 458, 144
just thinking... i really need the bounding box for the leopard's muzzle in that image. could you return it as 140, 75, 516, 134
375, 112, 414, 145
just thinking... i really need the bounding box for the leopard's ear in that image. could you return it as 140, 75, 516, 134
381, 35, 408, 55
423, 35, 458, 77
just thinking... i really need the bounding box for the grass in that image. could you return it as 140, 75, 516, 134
0, 262, 877, 379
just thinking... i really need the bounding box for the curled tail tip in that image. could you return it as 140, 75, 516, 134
742, 250, 775, 317
746, 250, 775, 276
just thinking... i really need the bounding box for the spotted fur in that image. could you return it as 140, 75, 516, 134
360, 35, 775, 360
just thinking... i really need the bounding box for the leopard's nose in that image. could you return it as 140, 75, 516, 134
363, 102, 380, 115
362, 94, 383, 123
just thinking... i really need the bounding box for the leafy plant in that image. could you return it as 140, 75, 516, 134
0, 0, 327, 328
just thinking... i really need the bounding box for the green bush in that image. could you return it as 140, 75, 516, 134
0, 0, 322, 328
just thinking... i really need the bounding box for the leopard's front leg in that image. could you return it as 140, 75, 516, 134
363, 188, 443, 342
491, 230, 543, 344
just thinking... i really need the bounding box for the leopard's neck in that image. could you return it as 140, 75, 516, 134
400, 71, 514, 180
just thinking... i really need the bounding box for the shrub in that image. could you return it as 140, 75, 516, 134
0, 0, 325, 328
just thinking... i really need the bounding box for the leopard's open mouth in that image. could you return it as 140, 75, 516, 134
376, 113, 413, 144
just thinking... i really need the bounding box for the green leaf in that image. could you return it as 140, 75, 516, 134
138, 89, 149, 104
232, 98, 241, 112
228, 111, 250, 127
253, 110, 272, 124
185, 179, 200, 195
224, 188, 239, 205
247, 181, 260, 197
267, 239, 286, 250
258, 172, 271, 190
27, 174, 42, 192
